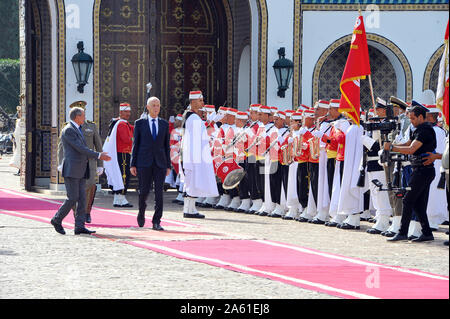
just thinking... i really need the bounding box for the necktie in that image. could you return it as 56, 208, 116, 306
152, 119, 157, 141
78, 126, 85, 141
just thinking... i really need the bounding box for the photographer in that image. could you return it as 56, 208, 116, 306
385, 102, 437, 242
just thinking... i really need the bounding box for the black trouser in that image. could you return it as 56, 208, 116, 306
308, 162, 319, 206
297, 162, 309, 208
217, 182, 239, 198
256, 159, 265, 201
137, 165, 166, 225
327, 158, 336, 200
112, 152, 131, 195
364, 190, 370, 211
398, 166, 435, 237
247, 156, 261, 200
269, 162, 289, 205
238, 159, 250, 200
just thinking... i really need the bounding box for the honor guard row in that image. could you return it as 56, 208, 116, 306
168, 90, 448, 243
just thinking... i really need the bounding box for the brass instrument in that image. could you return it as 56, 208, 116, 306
281, 141, 294, 165
308, 136, 320, 160
263, 127, 290, 156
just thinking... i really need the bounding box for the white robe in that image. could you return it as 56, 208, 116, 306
286, 162, 300, 208
103, 119, 127, 191
337, 124, 364, 216
316, 121, 332, 216
9, 118, 25, 169
182, 112, 219, 198
426, 126, 448, 226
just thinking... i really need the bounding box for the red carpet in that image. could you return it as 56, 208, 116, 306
1, 188, 448, 299
0, 188, 193, 229
126, 239, 448, 299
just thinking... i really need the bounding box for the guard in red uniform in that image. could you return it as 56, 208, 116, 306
108, 103, 134, 207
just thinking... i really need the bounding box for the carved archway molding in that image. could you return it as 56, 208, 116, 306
423, 44, 444, 92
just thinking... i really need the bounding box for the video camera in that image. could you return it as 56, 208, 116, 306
362, 103, 399, 135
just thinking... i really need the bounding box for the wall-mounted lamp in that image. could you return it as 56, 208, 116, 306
71, 41, 93, 93
272, 47, 294, 98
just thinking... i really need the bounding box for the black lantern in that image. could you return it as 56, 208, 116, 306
71, 41, 93, 93
272, 47, 294, 98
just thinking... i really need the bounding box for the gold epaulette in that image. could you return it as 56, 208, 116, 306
86, 120, 96, 124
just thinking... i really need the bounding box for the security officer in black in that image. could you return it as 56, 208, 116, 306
384, 102, 437, 242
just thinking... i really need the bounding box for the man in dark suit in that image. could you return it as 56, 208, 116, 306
51, 107, 111, 235
130, 97, 171, 230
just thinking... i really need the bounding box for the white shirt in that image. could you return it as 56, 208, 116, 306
148, 116, 159, 137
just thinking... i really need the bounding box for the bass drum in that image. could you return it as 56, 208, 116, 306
213, 157, 246, 190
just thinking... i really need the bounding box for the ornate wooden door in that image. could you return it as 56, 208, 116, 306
154, 0, 228, 117
98, 0, 150, 137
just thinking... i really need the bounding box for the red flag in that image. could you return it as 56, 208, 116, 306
436, 20, 449, 130
338, 14, 371, 126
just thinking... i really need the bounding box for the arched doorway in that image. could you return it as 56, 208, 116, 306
313, 34, 413, 109
318, 44, 397, 109
22, 0, 54, 189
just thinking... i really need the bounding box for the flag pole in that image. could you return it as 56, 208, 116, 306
368, 74, 376, 110
358, 4, 376, 110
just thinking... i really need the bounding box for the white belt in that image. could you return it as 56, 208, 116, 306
367, 156, 379, 161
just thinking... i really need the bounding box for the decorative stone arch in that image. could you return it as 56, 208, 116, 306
423, 44, 445, 93
312, 33, 413, 104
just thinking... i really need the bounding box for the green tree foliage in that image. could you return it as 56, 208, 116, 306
0, 59, 20, 114
0, 0, 19, 59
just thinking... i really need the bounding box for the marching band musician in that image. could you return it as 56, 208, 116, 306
283, 111, 303, 220
296, 108, 318, 222
253, 106, 275, 215
170, 114, 185, 205
214, 108, 240, 210
246, 104, 265, 214
267, 111, 289, 218
309, 100, 333, 224
234, 111, 253, 213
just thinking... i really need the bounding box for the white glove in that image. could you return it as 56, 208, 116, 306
57, 164, 63, 173
313, 131, 324, 139
213, 113, 225, 123
96, 167, 104, 176
169, 116, 175, 123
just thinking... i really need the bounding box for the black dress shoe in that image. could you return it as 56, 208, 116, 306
50, 218, 65, 235
183, 213, 205, 219
259, 211, 268, 217
214, 205, 224, 210
325, 222, 338, 227
383, 231, 397, 238
297, 217, 310, 223
408, 235, 418, 241
441, 221, 449, 226
387, 234, 408, 242
411, 234, 434, 242
368, 218, 377, 223
311, 219, 326, 225
282, 216, 293, 220
246, 210, 255, 214
74, 227, 96, 235
367, 228, 382, 235
339, 223, 356, 229
269, 214, 282, 218
120, 203, 133, 208
203, 203, 213, 208
137, 213, 145, 228
444, 241, 449, 246
152, 223, 164, 231
85, 214, 91, 224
